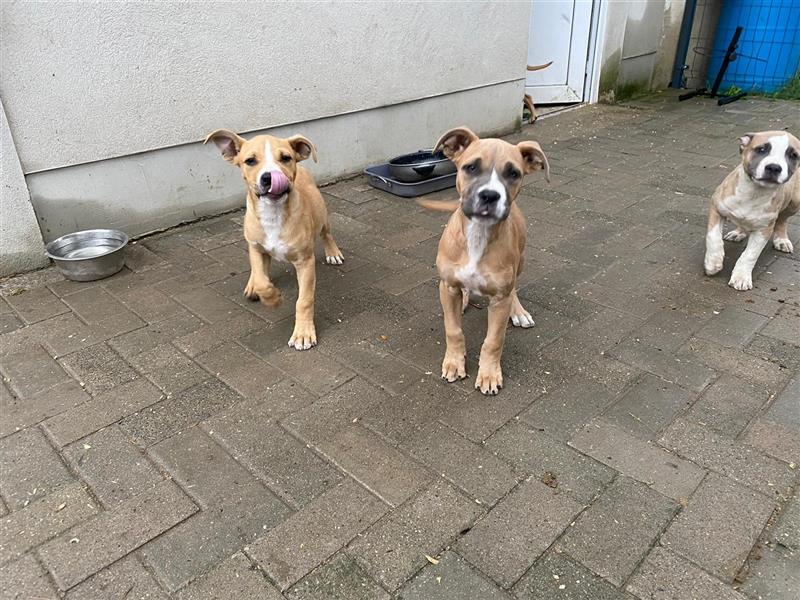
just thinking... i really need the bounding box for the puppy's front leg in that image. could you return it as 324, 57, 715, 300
245, 244, 282, 307
440, 281, 467, 382
704, 206, 725, 276
288, 256, 317, 350
476, 294, 512, 395
729, 227, 772, 291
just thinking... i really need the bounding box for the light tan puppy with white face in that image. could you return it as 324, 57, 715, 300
705, 130, 800, 290
420, 127, 549, 395
205, 130, 343, 350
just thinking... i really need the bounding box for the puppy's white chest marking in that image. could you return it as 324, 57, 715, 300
257, 198, 289, 261
455, 221, 490, 294
719, 174, 778, 230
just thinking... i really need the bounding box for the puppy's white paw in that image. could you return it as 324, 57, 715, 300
510, 310, 535, 328
728, 270, 753, 291
723, 229, 747, 242
288, 322, 317, 350
325, 254, 344, 265
704, 253, 724, 276
773, 237, 794, 253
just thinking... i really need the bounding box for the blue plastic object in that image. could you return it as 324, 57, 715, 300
708, 0, 800, 93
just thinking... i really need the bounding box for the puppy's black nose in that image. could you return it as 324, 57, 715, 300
478, 189, 501, 204
765, 163, 782, 175
260, 172, 272, 188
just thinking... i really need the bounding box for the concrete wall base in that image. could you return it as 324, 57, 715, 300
27, 80, 524, 244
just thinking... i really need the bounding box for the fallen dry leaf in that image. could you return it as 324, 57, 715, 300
541, 471, 558, 489
425, 554, 440, 565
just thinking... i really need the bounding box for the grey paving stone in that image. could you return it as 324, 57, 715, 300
246, 479, 388, 591
0, 553, 59, 600
62, 287, 140, 326
43, 377, 163, 447
59, 343, 138, 394
39, 480, 197, 590
661, 473, 774, 582
204, 401, 341, 509
283, 377, 388, 445
173, 286, 242, 324
130, 343, 208, 395
65, 555, 167, 600
610, 339, 716, 392
0, 344, 70, 398
0, 482, 98, 564
350, 480, 483, 592
195, 341, 283, 398
3, 287, 68, 324
569, 419, 705, 501
0, 379, 89, 437
405, 422, 518, 506
0, 314, 23, 336
108, 310, 205, 359
318, 424, 432, 508
684, 375, 770, 437
486, 422, 614, 505
174, 312, 266, 357
632, 309, 710, 353
682, 337, 790, 392
174, 552, 282, 600
0, 427, 73, 510
65, 426, 162, 507
456, 479, 583, 588
115, 285, 186, 324
759, 306, 800, 347
142, 490, 290, 593
262, 345, 356, 397
360, 378, 465, 445
659, 417, 795, 498
602, 373, 692, 440
512, 551, 629, 600
149, 427, 277, 509
627, 547, 746, 600
319, 339, 423, 396
745, 333, 800, 372
696, 307, 769, 349
519, 377, 617, 442
556, 476, 678, 586
740, 541, 800, 600
119, 379, 242, 447
396, 550, 510, 600
286, 552, 389, 600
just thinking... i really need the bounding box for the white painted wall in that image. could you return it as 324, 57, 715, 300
1, 1, 529, 173
0, 100, 48, 277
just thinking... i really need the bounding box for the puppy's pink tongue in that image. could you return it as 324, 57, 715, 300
268, 170, 289, 196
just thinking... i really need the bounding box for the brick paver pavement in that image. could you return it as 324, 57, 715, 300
1, 92, 798, 599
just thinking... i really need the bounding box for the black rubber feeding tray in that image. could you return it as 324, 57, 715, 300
364, 163, 456, 198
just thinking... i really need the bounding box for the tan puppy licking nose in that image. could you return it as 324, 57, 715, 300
704, 130, 800, 291
205, 129, 343, 350
419, 126, 549, 395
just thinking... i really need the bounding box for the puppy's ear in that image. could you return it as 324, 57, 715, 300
518, 140, 550, 182
287, 135, 318, 163
739, 133, 755, 153
204, 129, 244, 164
434, 127, 478, 161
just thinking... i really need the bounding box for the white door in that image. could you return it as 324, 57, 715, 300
526, 0, 594, 103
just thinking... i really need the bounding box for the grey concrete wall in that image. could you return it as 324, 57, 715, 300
28, 81, 524, 243
598, 0, 686, 100
1, 1, 529, 173
0, 101, 48, 277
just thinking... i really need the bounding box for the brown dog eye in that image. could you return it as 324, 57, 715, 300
244, 157, 258, 166
279, 154, 292, 164
788, 150, 799, 161
464, 163, 478, 174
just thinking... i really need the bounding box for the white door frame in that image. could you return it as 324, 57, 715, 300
585, 0, 610, 103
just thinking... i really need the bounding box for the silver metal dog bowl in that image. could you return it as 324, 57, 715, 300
45, 229, 129, 282
388, 149, 456, 182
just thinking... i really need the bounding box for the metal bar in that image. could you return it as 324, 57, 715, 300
710, 26, 743, 96
671, 0, 698, 88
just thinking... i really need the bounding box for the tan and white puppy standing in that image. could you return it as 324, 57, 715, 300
420, 127, 549, 395
705, 130, 800, 290
205, 130, 343, 349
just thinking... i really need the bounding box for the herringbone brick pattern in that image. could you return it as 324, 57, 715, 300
1, 93, 798, 598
